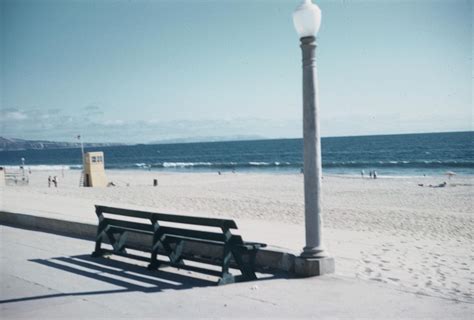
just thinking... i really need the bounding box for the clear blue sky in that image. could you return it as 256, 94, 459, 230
1, 0, 472, 143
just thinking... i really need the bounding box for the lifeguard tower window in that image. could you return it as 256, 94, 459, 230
91, 156, 103, 163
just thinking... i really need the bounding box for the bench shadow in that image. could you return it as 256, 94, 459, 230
1, 254, 284, 304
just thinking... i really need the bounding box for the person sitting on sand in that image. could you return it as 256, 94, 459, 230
421, 181, 448, 188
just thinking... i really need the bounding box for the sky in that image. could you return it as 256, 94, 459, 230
1, 0, 472, 143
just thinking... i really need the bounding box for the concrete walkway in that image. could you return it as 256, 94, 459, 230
0, 192, 407, 277
1, 226, 472, 319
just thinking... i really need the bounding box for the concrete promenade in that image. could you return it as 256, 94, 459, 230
1, 225, 472, 319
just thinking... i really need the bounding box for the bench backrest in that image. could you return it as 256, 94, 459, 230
95, 205, 243, 244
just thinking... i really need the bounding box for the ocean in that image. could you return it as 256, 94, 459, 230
0, 131, 472, 176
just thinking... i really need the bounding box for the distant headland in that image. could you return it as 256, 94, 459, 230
0, 137, 123, 151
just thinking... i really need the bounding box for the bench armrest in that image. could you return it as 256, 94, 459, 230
239, 242, 267, 250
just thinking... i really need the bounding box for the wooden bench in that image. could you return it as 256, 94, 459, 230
91, 205, 266, 285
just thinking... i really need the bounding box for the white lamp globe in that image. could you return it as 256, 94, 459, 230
293, 0, 322, 38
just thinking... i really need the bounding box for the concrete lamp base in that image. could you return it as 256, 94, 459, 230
294, 256, 335, 277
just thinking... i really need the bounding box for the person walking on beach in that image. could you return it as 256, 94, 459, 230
369, 170, 373, 179
52, 176, 58, 187
373, 171, 377, 179
361, 170, 365, 178
48, 176, 52, 187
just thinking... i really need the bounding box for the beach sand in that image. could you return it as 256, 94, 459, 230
2, 169, 473, 303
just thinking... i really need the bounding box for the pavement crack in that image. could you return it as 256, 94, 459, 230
236, 294, 278, 306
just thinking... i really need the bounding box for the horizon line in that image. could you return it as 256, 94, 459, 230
1, 130, 472, 147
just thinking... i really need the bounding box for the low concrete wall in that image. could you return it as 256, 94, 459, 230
0, 211, 300, 274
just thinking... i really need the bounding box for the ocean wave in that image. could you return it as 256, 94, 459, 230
113, 160, 474, 170
134, 163, 149, 168
0, 165, 82, 171
248, 162, 270, 166
158, 161, 296, 168
162, 162, 213, 168
123, 161, 299, 169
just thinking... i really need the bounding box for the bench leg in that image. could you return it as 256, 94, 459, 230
232, 248, 258, 282
148, 235, 187, 270
91, 237, 104, 257
217, 273, 236, 285
112, 231, 128, 253
93, 228, 128, 257
148, 231, 162, 270
91, 221, 107, 257
148, 219, 161, 270
217, 245, 234, 285
169, 240, 185, 265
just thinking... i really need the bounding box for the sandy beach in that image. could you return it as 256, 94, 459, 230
2, 169, 473, 304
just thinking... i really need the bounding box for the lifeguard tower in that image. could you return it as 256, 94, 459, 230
82, 152, 108, 187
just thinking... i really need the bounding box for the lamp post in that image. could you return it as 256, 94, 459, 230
293, 0, 329, 260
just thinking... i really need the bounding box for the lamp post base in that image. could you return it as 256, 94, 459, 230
295, 255, 335, 277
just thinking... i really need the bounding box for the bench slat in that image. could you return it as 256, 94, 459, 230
104, 218, 154, 234
96, 205, 153, 220
164, 235, 231, 247
96, 205, 238, 229
153, 215, 237, 229
158, 226, 229, 243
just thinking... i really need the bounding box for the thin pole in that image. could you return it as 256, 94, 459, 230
80, 139, 85, 162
